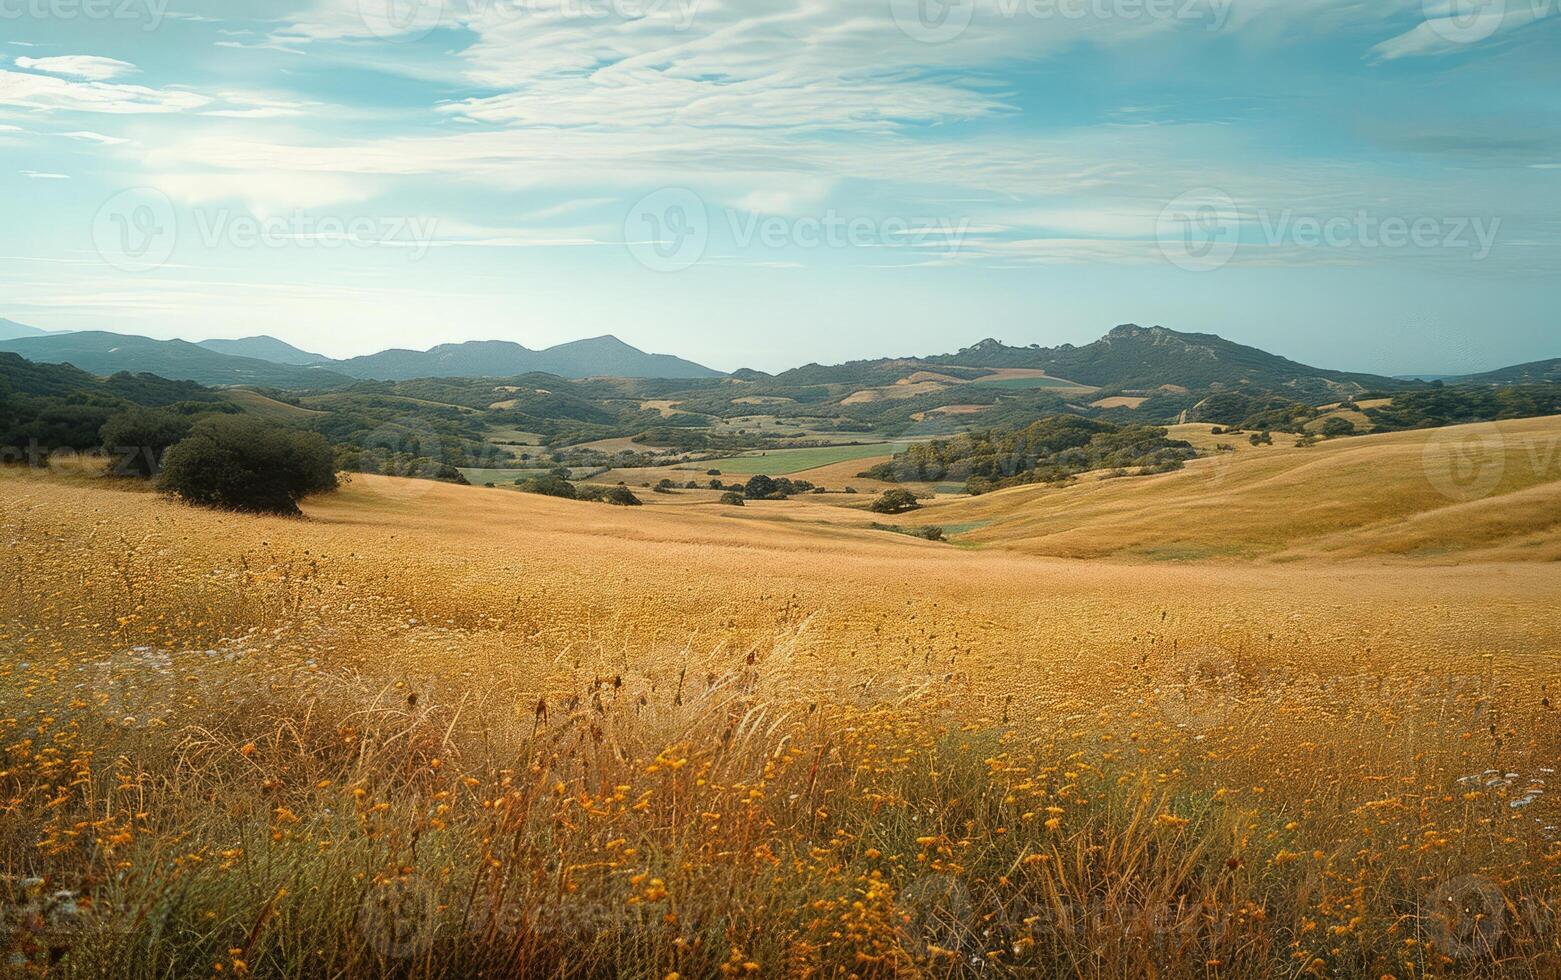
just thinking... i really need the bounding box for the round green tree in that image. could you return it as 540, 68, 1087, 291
157, 416, 338, 516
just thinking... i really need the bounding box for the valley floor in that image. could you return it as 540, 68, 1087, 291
1, 417, 1558, 977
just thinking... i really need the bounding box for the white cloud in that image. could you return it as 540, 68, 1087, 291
149, 170, 379, 217
14, 55, 139, 81
61, 130, 131, 145
0, 69, 211, 114
20, 170, 69, 179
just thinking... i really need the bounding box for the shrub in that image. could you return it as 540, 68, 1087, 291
99, 407, 193, 478
157, 416, 338, 516
599, 486, 642, 506
719, 491, 745, 506
743, 474, 780, 499
515, 475, 578, 499
868, 489, 921, 514
869, 522, 944, 541
1318, 417, 1357, 437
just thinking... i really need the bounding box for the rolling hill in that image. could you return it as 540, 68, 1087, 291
1456, 357, 1561, 384
0, 332, 352, 388
923, 325, 1403, 397
899, 415, 1561, 562
198, 336, 329, 366
331, 335, 722, 380
0, 318, 66, 341
746, 325, 1412, 403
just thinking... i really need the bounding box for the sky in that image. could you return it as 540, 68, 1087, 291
0, 0, 1556, 375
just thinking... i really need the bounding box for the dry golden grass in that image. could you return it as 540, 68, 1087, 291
639, 400, 687, 418
1163, 424, 1302, 453
1, 423, 1558, 977
1089, 397, 1149, 410
916, 417, 1561, 562
910, 406, 988, 423
218, 391, 326, 422
840, 383, 949, 406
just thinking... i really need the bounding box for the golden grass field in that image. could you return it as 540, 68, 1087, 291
1, 416, 1558, 977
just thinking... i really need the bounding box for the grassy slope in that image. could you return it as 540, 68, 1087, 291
5, 466, 1557, 669
706, 442, 909, 476
904, 416, 1561, 561
220, 389, 326, 421
3, 460, 1558, 976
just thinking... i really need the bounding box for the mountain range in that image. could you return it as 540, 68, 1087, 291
0, 319, 1552, 394
329, 335, 721, 381
0, 326, 719, 386
0, 332, 352, 389
749, 325, 1411, 400
196, 336, 329, 366
0, 318, 71, 342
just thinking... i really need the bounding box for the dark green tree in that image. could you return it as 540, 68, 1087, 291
600, 486, 642, 506
157, 416, 338, 516
100, 407, 193, 478
869, 489, 921, 514
515, 475, 577, 499
743, 474, 780, 499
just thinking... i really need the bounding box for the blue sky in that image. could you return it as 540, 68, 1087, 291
0, 0, 1556, 373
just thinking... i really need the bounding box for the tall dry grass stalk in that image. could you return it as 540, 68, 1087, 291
0, 480, 1557, 977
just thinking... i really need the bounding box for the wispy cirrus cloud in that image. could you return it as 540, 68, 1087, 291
13, 55, 139, 81
0, 68, 210, 113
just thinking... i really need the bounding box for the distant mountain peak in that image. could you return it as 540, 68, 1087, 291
0, 318, 66, 342
328, 334, 721, 381
0, 330, 350, 387
958, 338, 1009, 355
198, 336, 329, 366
